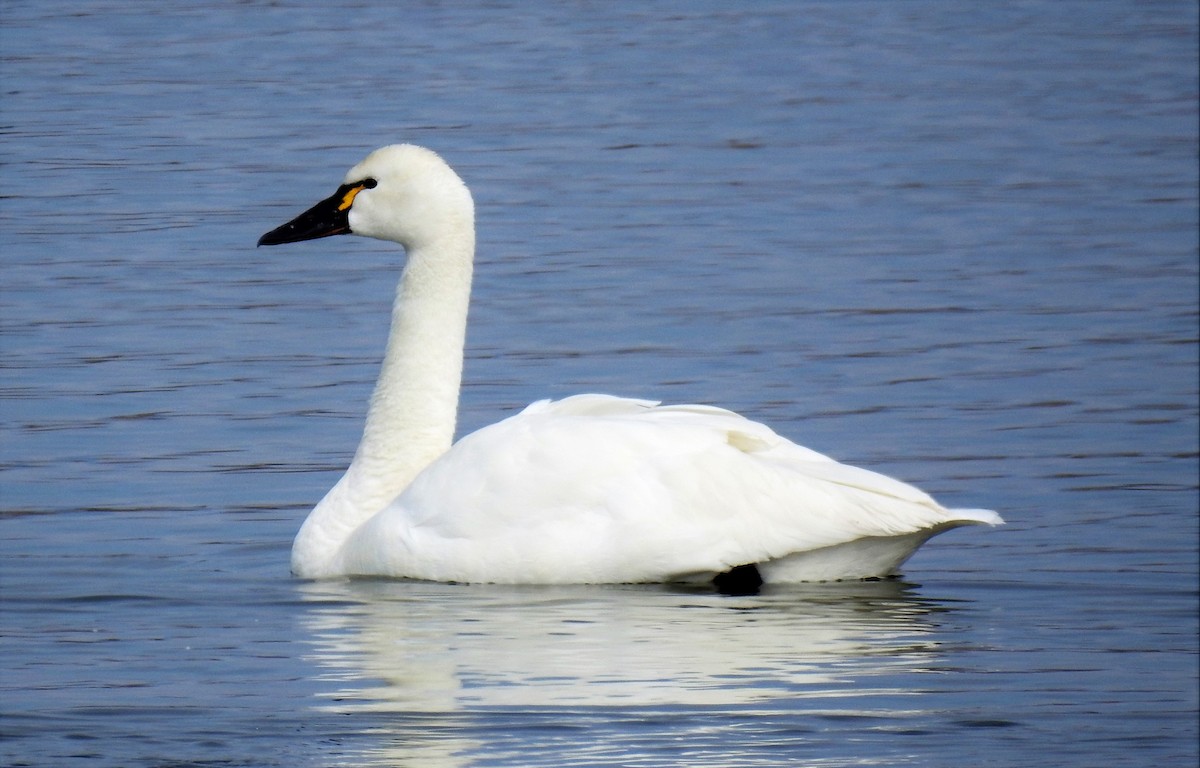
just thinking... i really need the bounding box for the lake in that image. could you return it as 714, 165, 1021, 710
2, 1, 1197, 766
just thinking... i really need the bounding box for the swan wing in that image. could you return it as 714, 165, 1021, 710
341, 396, 997, 582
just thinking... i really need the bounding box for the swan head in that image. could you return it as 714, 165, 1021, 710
258, 144, 473, 251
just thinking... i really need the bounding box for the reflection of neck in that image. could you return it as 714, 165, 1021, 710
292, 229, 474, 576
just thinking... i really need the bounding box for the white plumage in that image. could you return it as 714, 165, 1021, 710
258, 144, 1001, 585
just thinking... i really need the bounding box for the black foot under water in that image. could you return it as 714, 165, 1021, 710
712, 563, 763, 595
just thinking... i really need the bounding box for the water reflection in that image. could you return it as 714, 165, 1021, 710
296, 579, 960, 765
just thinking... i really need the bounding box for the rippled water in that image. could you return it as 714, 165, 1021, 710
2, 2, 1197, 766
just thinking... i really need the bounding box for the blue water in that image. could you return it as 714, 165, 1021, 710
2, 2, 1197, 766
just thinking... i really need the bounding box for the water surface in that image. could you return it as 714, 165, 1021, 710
2, 2, 1197, 766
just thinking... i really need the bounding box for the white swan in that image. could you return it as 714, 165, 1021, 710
259, 144, 1002, 586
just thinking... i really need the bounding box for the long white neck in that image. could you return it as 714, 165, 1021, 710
292, 227, 474, 576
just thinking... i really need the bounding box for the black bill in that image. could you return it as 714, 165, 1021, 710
257, 181, 372, 246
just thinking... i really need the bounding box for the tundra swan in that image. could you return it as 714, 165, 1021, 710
258, 144, 1001, 586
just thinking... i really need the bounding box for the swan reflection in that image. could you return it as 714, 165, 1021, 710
296, 580, 960, 765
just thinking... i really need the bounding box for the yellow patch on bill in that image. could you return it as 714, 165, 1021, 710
338, 184, 367, 211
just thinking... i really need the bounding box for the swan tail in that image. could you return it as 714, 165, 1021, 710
945, 508, 1005, 527
754, 509, 1003, 584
